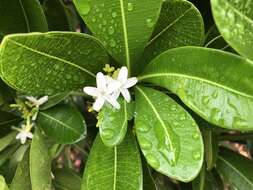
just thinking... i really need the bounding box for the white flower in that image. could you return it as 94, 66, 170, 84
26, 96, 48, 108
83, 72, 121, 111
115, 66, 138, 102
16, 124, 33, 144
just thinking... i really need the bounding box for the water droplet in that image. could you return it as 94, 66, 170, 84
127, 3, 134, 11
92, 17, 96, 22
108, 26, 115, 35
102, 129, 114, 139
193, 152, 201, 160
146, 18, 154, 28
233, 117, 248, 128
227, 10, 235, 24
146, 154, 160, 169
54, 64, 60, 70
109, 39, 116, 47
102, 20, 107, 25
212, 90, 218, 98
75, 0, 90, 15
135, 124, 150, 133
112, 12, 117, 18
139, 138, 152, 150
192, 132, 199, 140
202, 96, 210, 105
66, 74, 72, 79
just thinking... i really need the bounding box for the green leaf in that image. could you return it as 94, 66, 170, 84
30, 128, 51, 190
139, 47, 253, 131
141, 0, 204, 67
0, 176, 9, 190
38, 104, 86, 144
42, 0, 73, 31
98, 98, 133, 147
10, 150, 31, 190
40, 92, 70, 110
53, 169, 81, 190
81, 130, 142, 190
211, 0, 253, 60
202, 129, 219, 170
135, 86, 203, 182
0, 144, 19, 167
0, 132, 17, 152
0, 0, 48, 41
143, 163, 157, 190
216, 148, 253, 190
73, 0, 163, 73
0, 32, 109, 96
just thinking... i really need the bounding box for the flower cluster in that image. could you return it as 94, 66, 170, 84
12, 96, 48, 144
83, 66, 137, 111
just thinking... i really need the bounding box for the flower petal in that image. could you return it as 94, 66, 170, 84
107, 80, 121, 94
37, 96, 48, 106
105, 96, 120, 109
121, 89, 131, 102
83, 87, 100, 97
93, 97, 105, 111
26, 132, 33, 139
123, 77, 138, 89
20, 135, 27, 144
26, 96, 38, 104
96, 72, 107, 91
117, 66, 128, 83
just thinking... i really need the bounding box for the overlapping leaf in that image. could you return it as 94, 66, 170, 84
74, 0, 163, 73
81, 131, 142, 190
0, 32, 109, 95
141, 0, 204, 67
0, 0, 47, 41
135, 86, 203, 182
139, 47, 253, 131
38, 104, 86, 144
211, 0, 253, 60
98, 98, 133, 147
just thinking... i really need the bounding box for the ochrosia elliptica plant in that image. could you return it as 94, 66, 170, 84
0, 0, 253, 189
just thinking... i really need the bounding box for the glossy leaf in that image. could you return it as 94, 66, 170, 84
98, 98, 133, 147
141, 0, 204, 67
0, 32, 109, 96
42, 0, 73, 31
81, 131, 142, 190
0, 144, 19, 167
53, 169, 81, 190
0, 132, 17, 152
40, 92, 70, 110
38, 104, 86, 144
211, 0, 253, 60
0, 176, 9, 190
30, 128, 51, 190
135, 86, 203, 182
202, 129, 219, 170
216, 148, 253, 190
73, 0, 163, 73
139, 47, 253, 131
0, 0, 48, 41
10, 150, 31, 190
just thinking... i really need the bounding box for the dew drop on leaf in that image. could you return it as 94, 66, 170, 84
109, 39, 116, 47
146, 18, 154, 28
75, 0, 90, 15
146, 154, 160, 169
108, 26, 115, 35
127, 3, 134, 11
102, 129, 115, 139
112, 12, 117, 18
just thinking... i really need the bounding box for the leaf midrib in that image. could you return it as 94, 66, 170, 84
136, 86, 175, 153
6, 38, 96, 78
138, 73, 253, 99
147, 7, 194, 46
39, 112, 80, 136
218, 156, 253, 187
18, 0, 31, 32
119, 0, 130, 72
